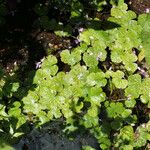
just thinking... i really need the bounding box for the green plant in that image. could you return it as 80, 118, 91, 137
82, 145, 96, 150
140, 13, 150, 67
0, 0, 150, 149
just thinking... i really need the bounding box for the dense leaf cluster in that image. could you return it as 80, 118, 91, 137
0, 0, 150, 149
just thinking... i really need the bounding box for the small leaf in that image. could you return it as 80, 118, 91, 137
125, 99, 136, 108
134, 123, 150, 148
83, 52, 98, 68
41, 55, 57, 68
112, 78, 128, 89
13, 132, 24, 138
88, 86, 106, 106
140, 78, 150, 105
125, 74, 142, 99
82, 145, 96, 150
60, 49, 81, 66
106, 102, 125, 118
86, 72, 106, 87
141, 13, 150, 67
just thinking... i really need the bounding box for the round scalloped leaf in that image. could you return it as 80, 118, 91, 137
38, 98, 52, 111
125, 74, 142, 99
122, 52, 137, 63
127, 22, 142, 47
105, 70, 112, 78
140, 78, 150, 105
23, 102, 41, 114
82, 115, 99, 128
69, 85, 84, 97
63, 73, 76, 86
34, 64, 58, 84
23, 91, 39, 104
54, 72, 66, 87
111, 3, 128, 18
42, 65, 58, 76
112, 78, 128, 89
140, 94, 149, 104
124, 62, 137, 73
120, 145, 133, 150
38, 84, 57, 99
99, 137, 111, 149
113, 70, 125, 78
10, 82, 19, 93
126, 10, 137, 20
125, 99, 136, 108
88, 86, 106, 106
87, 105, 99, 117
82, 106, 99, 128
61, 103, 73, 119
79, 29, 108, 46
8, 102, 22, 117
106, 70, 125, 79
60, 87, 74, 99
121, 109, 132, 118
111, 50, 122, 63
92, 41, 107, 61
60, 50, 81, 66
83, 52, 98, 68
86, 72, 106, 87
138, 14, 148, 26
41, 55, 57, 68
121, 52, 138, 72
106, 102, 125, 118
134, 123, 150, 148
51, 107, 62, 119
120, 125, 134, 141
70, 64, 89, 82
110, 2, 136, 24
73, 43, 88, 53
33, 68, 50, 83
60, 49, 67, 62
34, 58, 58, 81
22, 91, 41, 114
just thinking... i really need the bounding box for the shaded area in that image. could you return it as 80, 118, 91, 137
14, 119, 100, 150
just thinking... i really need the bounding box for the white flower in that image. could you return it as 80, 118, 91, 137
145, 8, 150, 13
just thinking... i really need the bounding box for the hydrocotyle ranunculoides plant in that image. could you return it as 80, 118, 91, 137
1, 0, 150, 149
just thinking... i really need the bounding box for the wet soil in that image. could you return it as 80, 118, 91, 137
127, 0, 150, 14
0, 28, 74, 74
0, 0, 76, 74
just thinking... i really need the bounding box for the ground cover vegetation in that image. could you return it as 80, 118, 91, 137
0, 0, 150, 149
